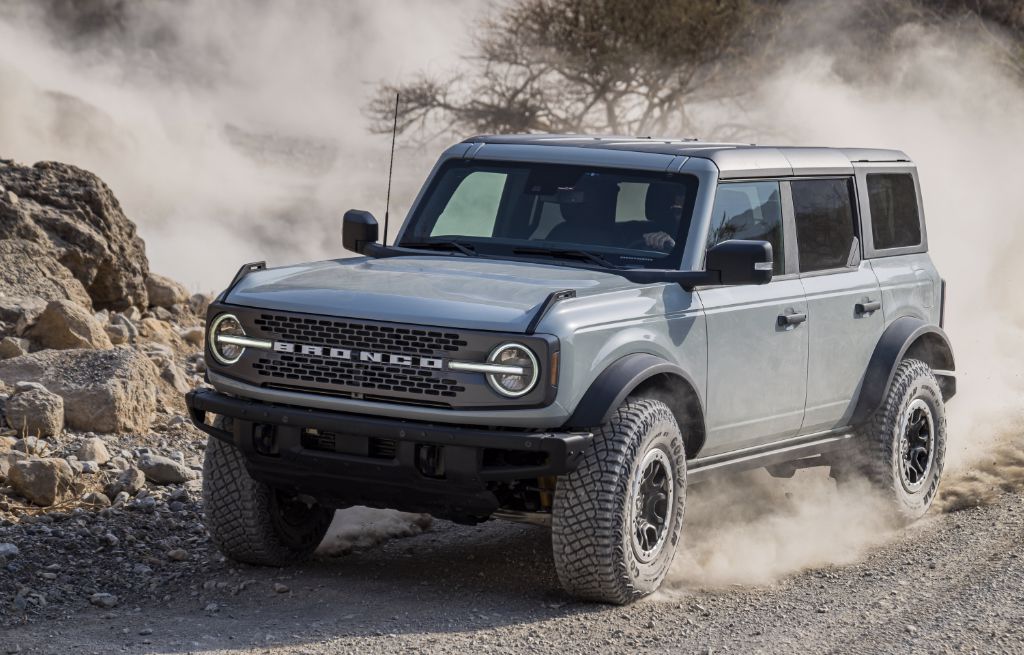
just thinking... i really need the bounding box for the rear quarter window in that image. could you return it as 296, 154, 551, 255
792, 178, 858, 273
867, 173, 922, 249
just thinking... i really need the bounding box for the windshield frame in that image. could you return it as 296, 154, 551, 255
397, 159, 700, 271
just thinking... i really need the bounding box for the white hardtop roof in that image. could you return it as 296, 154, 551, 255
461, 134, 912, 177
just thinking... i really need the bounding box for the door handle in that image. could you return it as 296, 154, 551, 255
856, 300, 881, 315
777, 311, 807, 327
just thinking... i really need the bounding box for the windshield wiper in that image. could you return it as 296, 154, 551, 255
401, 240, 477, 257
512, 246, 619, 269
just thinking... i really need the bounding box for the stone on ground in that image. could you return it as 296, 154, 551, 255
24, 299, 113, 350
8, 457, 75, 506
75, 437, 111, 465
4, 387, 64, 437
138, 453, 195, 484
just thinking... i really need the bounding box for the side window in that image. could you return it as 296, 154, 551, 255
707, 181, 784, 275
792, 178, 857, 273
867, 173, 921, 249
431, 171, 507, 237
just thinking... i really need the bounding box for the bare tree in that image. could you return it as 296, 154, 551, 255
368, 0, 1024, 142
368, 0, 780, 141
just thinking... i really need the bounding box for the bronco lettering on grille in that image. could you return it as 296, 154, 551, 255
272, 341, 444, 370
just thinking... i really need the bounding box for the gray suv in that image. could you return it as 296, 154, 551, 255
187, 135, 955, 604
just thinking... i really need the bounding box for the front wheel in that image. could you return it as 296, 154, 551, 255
551, 398, 686, 604
203, 437, 334, 566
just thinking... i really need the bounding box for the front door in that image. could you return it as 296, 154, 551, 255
698, 180, 808, 455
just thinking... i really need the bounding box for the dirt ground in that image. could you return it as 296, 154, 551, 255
2, 466, 1022, 655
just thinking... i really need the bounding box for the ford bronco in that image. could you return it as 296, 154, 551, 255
187, 135, 955, 604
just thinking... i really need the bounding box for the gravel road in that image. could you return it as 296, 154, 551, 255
2, 460, 1022, 655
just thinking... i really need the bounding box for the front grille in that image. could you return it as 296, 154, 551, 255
253, 314, 468, 355
252, 353, 466, 398
214, 304, 555, 410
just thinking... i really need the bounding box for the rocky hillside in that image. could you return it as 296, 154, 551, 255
0, 158, 436, 627
0, 156, 212, 521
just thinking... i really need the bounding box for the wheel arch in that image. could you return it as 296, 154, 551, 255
852, 317, 956, 426
563, 353, 706, 458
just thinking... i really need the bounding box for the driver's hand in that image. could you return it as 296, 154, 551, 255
643, 231, 676, 251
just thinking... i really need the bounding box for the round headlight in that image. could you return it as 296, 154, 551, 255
208, 314, 246, 365
486, 343, 539, 397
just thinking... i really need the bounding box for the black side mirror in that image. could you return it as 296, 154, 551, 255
342, 210, 380, 254
705, 239, 773, 286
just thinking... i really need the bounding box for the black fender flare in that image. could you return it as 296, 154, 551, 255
851, 317, 956, 426
562, 353, 703, 429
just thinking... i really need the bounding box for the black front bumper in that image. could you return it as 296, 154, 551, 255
186, 388, 591, 522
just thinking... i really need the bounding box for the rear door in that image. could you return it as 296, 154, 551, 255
698, 180, 808, 455
791, 178, 885, 434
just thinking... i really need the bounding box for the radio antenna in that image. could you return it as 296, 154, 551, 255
383, 91, 399, 246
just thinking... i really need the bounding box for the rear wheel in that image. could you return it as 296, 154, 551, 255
833, 358, 946, 522
203, 437, 333, 566
551, 398, 686, 604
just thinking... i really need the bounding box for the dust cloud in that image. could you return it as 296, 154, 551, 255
0, 0, 479, 291
666, 16, 1024, 591
665, 469, 896, 590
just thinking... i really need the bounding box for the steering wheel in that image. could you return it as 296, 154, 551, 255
626, 233, 676, 252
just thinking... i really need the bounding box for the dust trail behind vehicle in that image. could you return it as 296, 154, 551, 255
664, 16, 1024, 591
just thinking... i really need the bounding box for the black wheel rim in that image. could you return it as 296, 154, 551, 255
272, 491, 325, 548
631, 447, 674, 563
899, 399, 935, 493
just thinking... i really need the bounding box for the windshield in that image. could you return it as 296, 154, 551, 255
401, 161, 699, 269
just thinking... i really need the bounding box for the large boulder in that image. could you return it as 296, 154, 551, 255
0, 160, 149, 310
8, 457, 76, 506
4, 386, 64, 437
24, 299, 113, 350
145, 273, 189, 309
0, 347, 160, 433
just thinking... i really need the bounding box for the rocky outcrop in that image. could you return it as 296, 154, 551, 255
0, 347, 160, 433
24, 300, 113, 350
0, 160, 149, 310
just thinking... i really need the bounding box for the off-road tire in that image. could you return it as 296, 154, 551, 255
835, 358, 946, 523
552, 398, 686, 604
202, 437, 333, 566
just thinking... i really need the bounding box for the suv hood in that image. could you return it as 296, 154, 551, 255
225, 256, 638, 332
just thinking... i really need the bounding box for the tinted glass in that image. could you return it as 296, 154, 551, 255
792, 178, 857, 272
406, 162, 699, 269
707, 181, 784, 275
431, 171, 507, 237
867, 173, 921, 249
